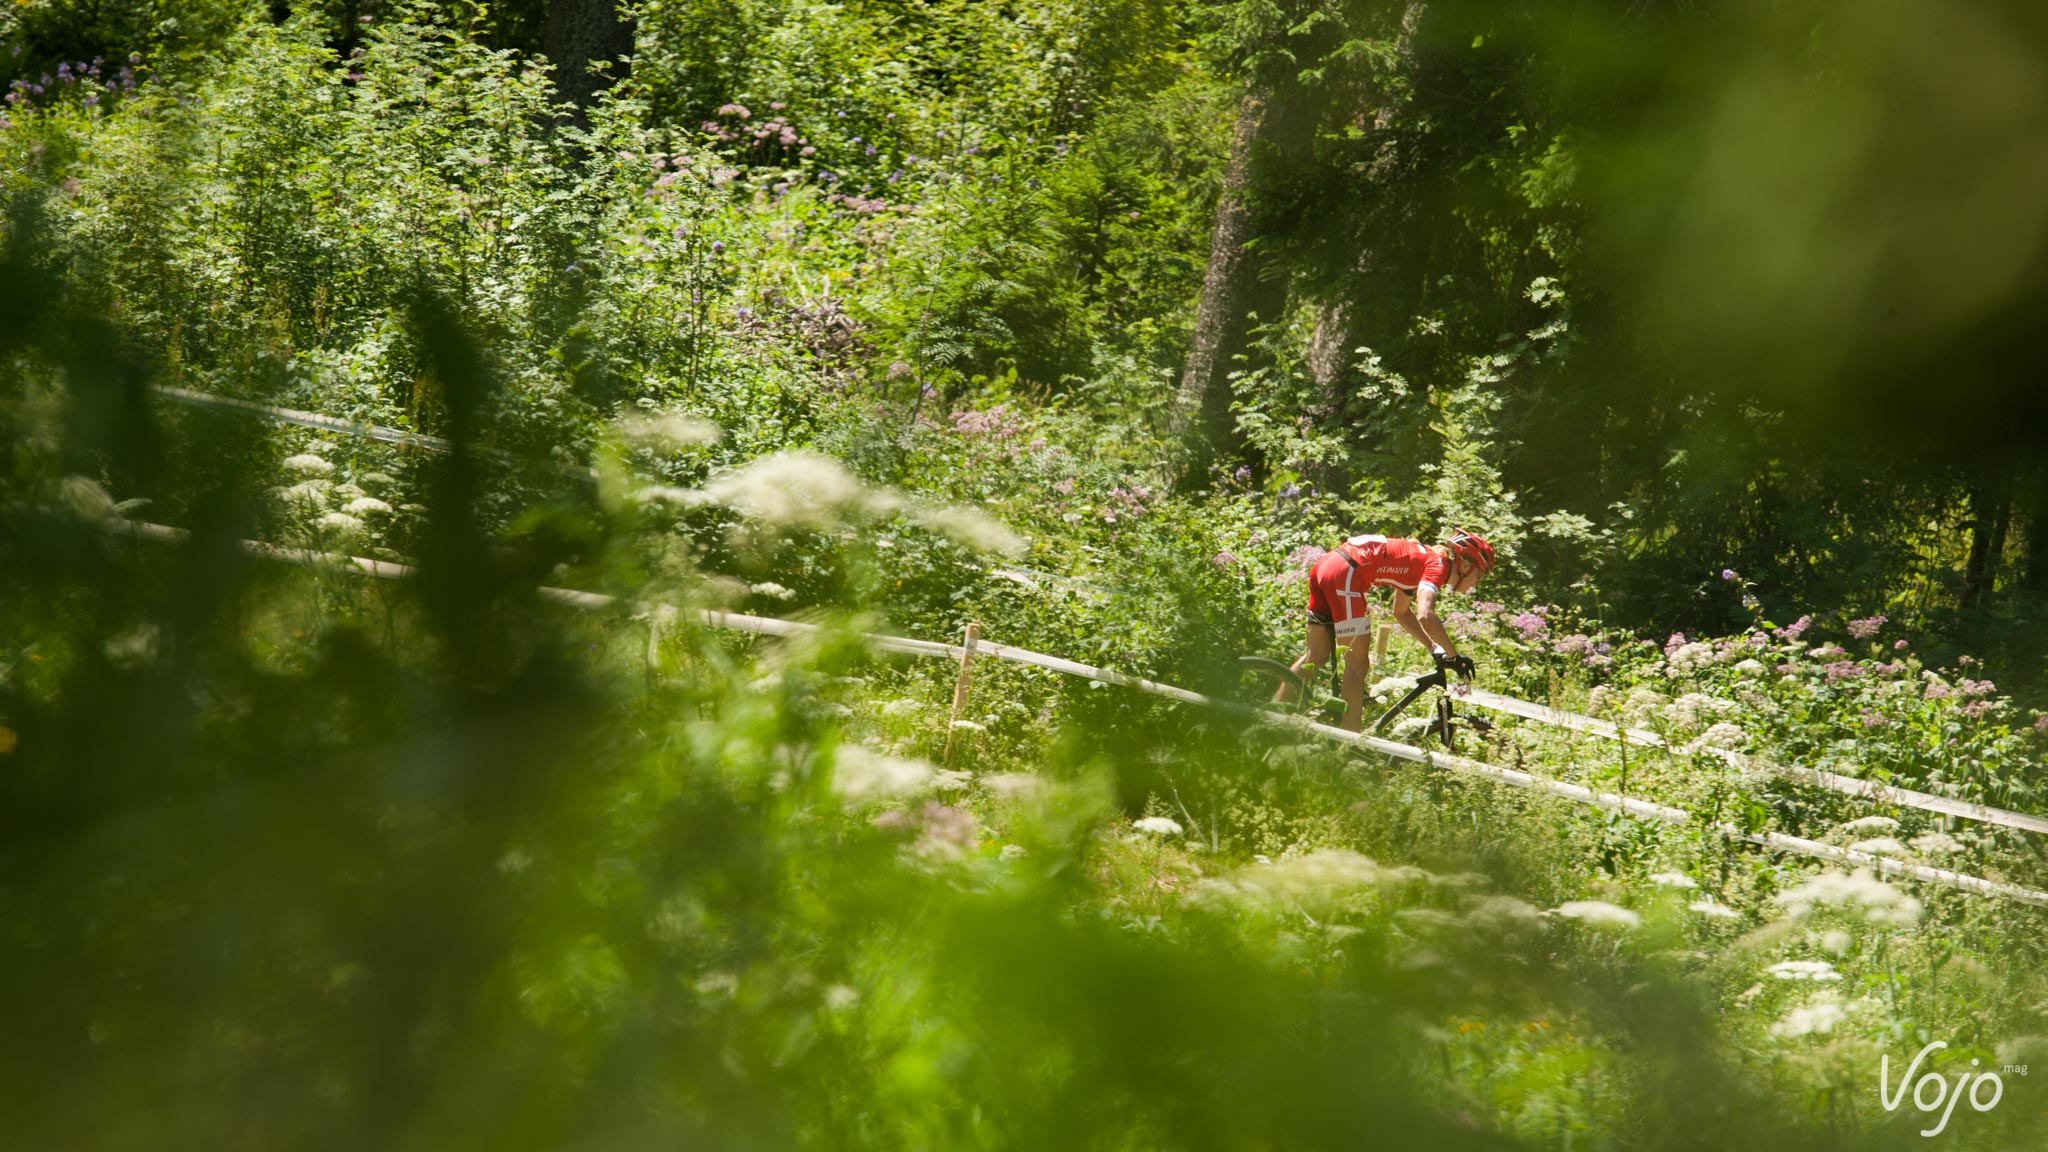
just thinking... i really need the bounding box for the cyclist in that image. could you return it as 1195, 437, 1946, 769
1279, 529, 1495, 731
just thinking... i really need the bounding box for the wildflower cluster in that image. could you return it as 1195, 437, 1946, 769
4, 54, 137, 113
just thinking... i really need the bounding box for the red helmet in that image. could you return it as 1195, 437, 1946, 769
1446, 527, 1495, 576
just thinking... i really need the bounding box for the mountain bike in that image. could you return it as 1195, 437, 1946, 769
1363, 652, 1492, 755
1235, 650, 1491, 752
1234, 654, 1345, 725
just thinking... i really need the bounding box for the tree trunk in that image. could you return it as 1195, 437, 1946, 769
1167, 85, 1296, 488
1305, 2, 1427, 411
545, 0, 634, 121
1961, 461, 2013, 610
2022, 462, 2048, 596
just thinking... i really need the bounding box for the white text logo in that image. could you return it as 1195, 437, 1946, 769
1880, 1042, 2004, 1137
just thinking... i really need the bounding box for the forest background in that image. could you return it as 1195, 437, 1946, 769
5, 0, 2048, 1148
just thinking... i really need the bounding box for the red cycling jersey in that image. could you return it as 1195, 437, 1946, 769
1304, 535, 1450, 639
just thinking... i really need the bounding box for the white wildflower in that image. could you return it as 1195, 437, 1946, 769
278, 479, 330, 506
1650, 871, 1699, 890
59, 475, 116, 520
1821, 929, 1852, 956
880, 699, 923, 717
981, 772, 1043, 799
999, 844, 1028, 861
1133, 816, 1183, 837
633, 484, 710, 507
831, 745, 935, 800
1586, 685, 1615, 717
916, 504, 1027, 557
1202, 850, 1427, 910
316, 512, 364, 534
1734, 659, 1767, 674
1772, 996, 1847, 1037
358, 471, 397, 489
1464, 895, 1549, 936
823, 984, 859, 1011
1389, 715, 1435, 744
1689, 900, 1741, 920
618, 411, 722, 451
1849, 837, 1908, 857
1766, 959, 1841, 981
1369, 675, 1419, 702
1910, 832, 1962, 856
1552, 900, 1642, 930
949, 719, 986, 732
344, 496, 393, 517
283, 453, 334, 476
1666, 641, 1718, 677
1395, 908, 1464, 934
1664, 692, 1737, 732
1687, 723, 1749, 752
930, 769, 973, 792
1617, 687, 1668, 727
1838, 815, 1900, 834
103, 624, 161, 670
749, 581, 796, 600
706, 451, 882, 529
1774, 868, 1923, 926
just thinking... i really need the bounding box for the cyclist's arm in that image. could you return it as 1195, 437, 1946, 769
1412, 583, 1460, 656
1388, 589, 1435, 650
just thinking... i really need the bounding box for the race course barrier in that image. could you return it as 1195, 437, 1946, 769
98, 517, 2048, 909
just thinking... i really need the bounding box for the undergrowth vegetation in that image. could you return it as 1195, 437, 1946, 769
4, 2, 2048, 1149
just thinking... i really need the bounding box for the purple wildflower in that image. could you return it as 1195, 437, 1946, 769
2033, 714, 2048, 735
1961, 701, 1994, 721
1553, 634, 1594, 657
1823, 661, 1863, 683
1212, 551, 1240, 568
1859, 711, 1890, 729
1473, 601, 1505, 614
1664, 632, 1688, 656
1234, 466, 1251, 482
1721, 568, 1738, 581
1924, 682, 1950, 700
1052, 478, 1075, 497
1280, 484, 1300, 499
1776, 615, 1812, 641
711, 240, 725, 253
1958, 678, 1997, 698
1510, 613, 1548, 642
1847, 615, 1887, 640
1894, 639, 1909, 651
1809, 644, 1847, 660
1286, 545, 1327, 568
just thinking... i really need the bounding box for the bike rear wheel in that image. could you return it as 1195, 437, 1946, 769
1237, 655, 1306, 708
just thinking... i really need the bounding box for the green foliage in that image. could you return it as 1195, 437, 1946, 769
7, 4, 2048, 1148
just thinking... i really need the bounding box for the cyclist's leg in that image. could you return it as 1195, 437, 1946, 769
1284, 617, 1335, 704
1289, 553, 1344, 704
1338, 629, 1373, 731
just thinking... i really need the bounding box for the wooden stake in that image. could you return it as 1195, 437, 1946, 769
1374, 622, 1391, 666
943, 622, 981, 769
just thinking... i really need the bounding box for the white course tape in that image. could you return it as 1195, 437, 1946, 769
98, 519, 2048, 908
1463, 689, 2048, 837
152, 386, 598, 480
